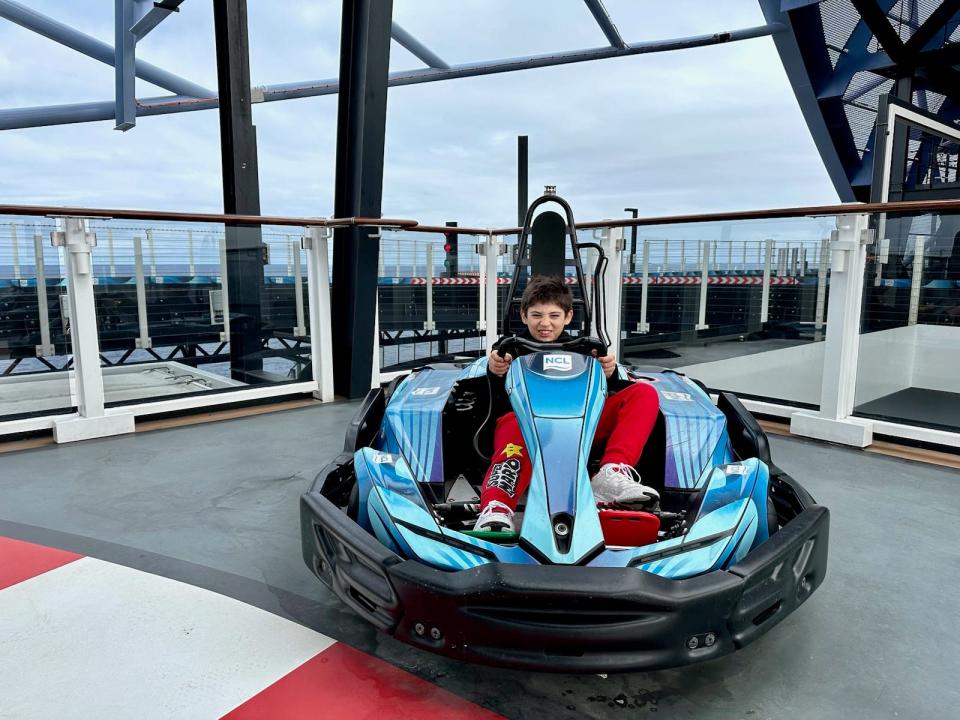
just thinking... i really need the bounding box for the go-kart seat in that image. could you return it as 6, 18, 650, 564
633, 409, 667, 496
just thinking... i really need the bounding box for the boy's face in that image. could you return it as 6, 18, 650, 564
521, 301, 573, 342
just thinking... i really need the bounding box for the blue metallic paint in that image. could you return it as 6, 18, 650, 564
508, 353, 606, 564
357, 364, 773, 578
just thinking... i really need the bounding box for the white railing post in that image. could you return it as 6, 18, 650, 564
11, 224, 21, 281
907, 235, 925, 325
696, 240, 710, 330
791, 213, 873, 447
218, 237, 231, 342
760, 238, 773, 324
187, 229, 196, 277
637, 238, 650, 334
50, 217, 134, 442
303, 226, 334, 402
107, 228, 116, 278
291, 240, 306, 336
133, 236, 152, 349
484, 233, 499, 351
424, 243, 435, 331
146, 228, 157, 276
814, 236, 829, 341
33, 234, 54, 356
601, 226, 624, 358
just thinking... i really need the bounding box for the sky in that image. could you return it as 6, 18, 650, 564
0, 0, 841, 228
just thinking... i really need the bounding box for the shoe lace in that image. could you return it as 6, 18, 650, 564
481, 499, 514, 517
610, 462, 642, 484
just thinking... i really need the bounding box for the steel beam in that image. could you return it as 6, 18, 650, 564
213, 0, 265, 384
391, 21, 448, 69
759, 0, 855, 201
115, 0, 136, 130
518, 135, 528, 227
0, 22, 783, 130
583, 0, 626, 49
131, 0, 184, 40
0, 0, 211, 98
332, 0, 394, 398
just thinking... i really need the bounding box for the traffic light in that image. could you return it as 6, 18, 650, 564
443, 222, 458, 277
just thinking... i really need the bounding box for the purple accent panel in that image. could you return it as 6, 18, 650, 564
429, 419, 444, 483
664, 444, 681, 488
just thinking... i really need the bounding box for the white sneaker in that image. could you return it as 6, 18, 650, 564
591, 463, 660, 506
474, 500, 516, 532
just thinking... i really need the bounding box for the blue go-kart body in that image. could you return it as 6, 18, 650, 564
300, 354, 829, 672
300, 191, 827, 672
357, 356, 770, 577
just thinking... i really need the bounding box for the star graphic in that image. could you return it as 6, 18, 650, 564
501, 443, 523, 459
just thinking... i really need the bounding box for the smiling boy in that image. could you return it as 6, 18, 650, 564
476, 275, 661, 533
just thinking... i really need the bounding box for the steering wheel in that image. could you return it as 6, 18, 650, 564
495, 335, 608, 359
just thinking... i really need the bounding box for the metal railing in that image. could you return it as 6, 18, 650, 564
1, 198, 958, 447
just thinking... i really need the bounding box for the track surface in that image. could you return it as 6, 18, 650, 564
0, 401, 957, 719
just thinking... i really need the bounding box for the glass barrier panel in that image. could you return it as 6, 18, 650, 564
854, 210, 960, 431
0, 217, 74, 420
617, 216, 836, 409
261, 229, 312, 382
81, 219, 312, 408
377, 229, 483, 372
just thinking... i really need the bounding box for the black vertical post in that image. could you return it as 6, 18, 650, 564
625, 207, 639, 273
213, 0, 264, 383
885, 77, 914, 203
518, 135, 528, 226
443, 221, 458, 277
332, 0, 394, 398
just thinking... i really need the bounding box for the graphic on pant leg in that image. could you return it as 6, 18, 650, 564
501, 443, 523, 459
488, 458, 522, 497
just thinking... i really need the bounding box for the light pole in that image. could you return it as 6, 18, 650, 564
625, 207, 639, 273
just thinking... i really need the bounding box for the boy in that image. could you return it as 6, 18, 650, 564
476, 275, 661, 532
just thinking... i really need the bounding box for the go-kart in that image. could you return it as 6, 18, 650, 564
300, 193, 829, 672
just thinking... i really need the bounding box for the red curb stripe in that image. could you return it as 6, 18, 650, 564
220, 643, 502, 720
0, 536, 83, 590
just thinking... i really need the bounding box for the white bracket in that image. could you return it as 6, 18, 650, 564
51, 227, 97, 276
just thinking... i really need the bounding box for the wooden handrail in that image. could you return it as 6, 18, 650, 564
3, 197, 960, 237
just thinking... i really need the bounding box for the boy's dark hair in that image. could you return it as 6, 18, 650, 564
520, 275, 573, 314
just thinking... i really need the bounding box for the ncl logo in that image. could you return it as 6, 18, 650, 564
543, 354, 572, 372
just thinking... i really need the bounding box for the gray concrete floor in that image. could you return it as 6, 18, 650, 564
0, 402, 958, 719
623, 337, 809, 369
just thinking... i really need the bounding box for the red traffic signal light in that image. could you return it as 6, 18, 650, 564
443, 242, 453, 253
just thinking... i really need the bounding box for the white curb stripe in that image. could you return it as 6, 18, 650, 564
0, 556, 335, 720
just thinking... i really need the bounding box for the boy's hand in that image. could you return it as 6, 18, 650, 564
592, 350, 617, 378
488, 348, 513, 376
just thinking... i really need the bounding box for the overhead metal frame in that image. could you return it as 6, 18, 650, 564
0, 1, 784, 131
115, 0, 186, 130
760, 0, 960, 202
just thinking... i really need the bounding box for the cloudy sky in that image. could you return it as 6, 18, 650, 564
0, 0, 840, 227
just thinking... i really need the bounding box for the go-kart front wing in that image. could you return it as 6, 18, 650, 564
300, 471, 829, 673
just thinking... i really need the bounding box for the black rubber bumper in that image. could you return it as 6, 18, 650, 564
300, 488, 829, 673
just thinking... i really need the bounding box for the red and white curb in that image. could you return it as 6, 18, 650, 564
0, 536, 500, 720
403, 275, 800, 286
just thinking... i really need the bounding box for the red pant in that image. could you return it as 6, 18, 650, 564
479, 381, 660, 511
